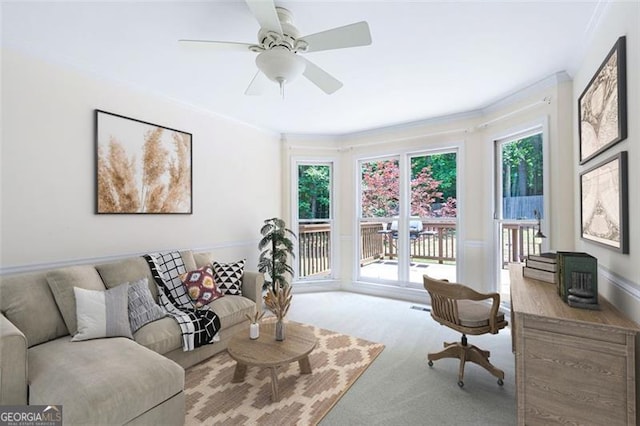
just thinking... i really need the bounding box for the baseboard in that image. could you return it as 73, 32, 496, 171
293, 280, 341, 293
348, 280, 428, 304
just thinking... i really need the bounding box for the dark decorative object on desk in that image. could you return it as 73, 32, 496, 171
557, 252, 598, 309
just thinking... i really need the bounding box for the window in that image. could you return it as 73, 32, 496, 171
295, 162, 333, 280
494, 127, 547, 297
357, 150, 458, 286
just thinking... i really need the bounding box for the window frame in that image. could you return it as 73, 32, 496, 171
291, 157, 337, 282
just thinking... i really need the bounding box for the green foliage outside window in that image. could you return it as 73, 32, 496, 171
298, 165, 331, 220
502, 134, 543, 198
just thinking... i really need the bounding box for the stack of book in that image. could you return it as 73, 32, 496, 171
523, 252, 557, 283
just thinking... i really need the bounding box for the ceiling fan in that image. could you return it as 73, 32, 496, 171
179, 0, 372, 96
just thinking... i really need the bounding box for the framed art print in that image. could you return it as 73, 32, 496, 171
580, 151, 628, 253
95, 110, 192, 214
578, 36, 627, 164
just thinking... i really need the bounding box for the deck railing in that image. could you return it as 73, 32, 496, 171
501, 222, 541, 266
360, 222, 384, 264
298, 220, 541, 278
298, 223, 331, 278
373, 220, 457, 264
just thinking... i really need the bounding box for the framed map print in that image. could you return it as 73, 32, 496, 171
580, 151, 628, 253
578, 36, 627, 164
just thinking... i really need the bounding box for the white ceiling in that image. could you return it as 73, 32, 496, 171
2, 1, 601, 135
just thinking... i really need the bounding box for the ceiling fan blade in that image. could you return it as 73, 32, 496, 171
301, 57, 343, 95
178, 39, 253, 52
245, 71, 270, 95
302, 21, 372, 53
245, 0, 282, 34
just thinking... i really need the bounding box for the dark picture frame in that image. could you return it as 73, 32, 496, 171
95, 110, 193, 214
578, 36, 627, 165
580, 151, 628, 253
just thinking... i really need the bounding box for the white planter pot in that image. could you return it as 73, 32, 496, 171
250, 322, 260, 340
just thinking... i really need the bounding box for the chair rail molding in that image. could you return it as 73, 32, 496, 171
0, 239, 259, 276
600, 264, 640, 300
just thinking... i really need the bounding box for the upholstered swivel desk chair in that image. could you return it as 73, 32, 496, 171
423, 275, 508, 387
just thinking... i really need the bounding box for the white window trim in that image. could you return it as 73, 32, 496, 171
291, 156, 339, 283
353, 143, 464, 289
488, 115, 550, 292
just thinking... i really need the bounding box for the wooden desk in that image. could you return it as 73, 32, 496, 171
510, 264, 638, 425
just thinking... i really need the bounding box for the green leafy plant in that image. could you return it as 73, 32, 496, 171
258, 218, 296, 292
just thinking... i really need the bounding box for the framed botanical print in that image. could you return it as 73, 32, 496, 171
95, 110, 192, 214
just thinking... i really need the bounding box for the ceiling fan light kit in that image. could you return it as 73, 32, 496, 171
255, 47, 305, 96
179, 0, 372, 97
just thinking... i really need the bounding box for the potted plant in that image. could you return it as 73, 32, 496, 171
258, 217, 296, 340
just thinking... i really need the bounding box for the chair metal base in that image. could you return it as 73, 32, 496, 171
427, 335, 504, 387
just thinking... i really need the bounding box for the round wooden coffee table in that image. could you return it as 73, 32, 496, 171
227, 321, 317, 402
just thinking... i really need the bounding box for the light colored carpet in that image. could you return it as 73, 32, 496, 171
184, 322, 384, 425
286, 291, 517, 425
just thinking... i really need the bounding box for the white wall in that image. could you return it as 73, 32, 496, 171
572, 1, 640, 323
0, 49, 282, 272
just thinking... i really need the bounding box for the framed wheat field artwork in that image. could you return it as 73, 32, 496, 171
95, 110, 192, 214
580, 151, 628, 253
578, 36, 627, 165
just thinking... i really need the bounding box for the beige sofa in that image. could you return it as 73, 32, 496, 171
0, 250, 263, 425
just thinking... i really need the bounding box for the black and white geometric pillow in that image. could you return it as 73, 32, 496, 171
212, 259, 245, 296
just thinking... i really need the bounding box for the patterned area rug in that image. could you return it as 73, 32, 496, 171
185, 322, 385, 425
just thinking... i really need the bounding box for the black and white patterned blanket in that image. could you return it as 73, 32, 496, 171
144, 252, 221, 351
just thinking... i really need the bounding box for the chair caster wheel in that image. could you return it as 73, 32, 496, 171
428, 360, 433, 367
458, 381, 464, 388
497, 378, 504, 386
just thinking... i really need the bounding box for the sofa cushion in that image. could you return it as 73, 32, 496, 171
134, 295, 255, 355
208, 295, 255, 329
46, 266, 107, 335
96, 256, 158, 299
72, 285, 133, 341
133, 317, 182, 355
212, 260, 245, 296
28, 336, 184, 425
95, 251, 197, 302
181, 265, 224, 308
193, 251, 215, 268
0, 272, 68, 347
128, 278, 166, 333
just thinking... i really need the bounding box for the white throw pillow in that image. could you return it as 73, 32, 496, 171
72, 284, 133, 341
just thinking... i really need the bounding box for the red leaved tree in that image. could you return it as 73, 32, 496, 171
361, 160, 456, 218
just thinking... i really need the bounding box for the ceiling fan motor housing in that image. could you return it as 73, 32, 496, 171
257, 7, 308, 53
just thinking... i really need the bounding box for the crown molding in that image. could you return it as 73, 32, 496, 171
284, 70, 571, 144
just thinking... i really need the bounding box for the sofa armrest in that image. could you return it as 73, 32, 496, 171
241, 272, 264, 310
0, 314, 28, 404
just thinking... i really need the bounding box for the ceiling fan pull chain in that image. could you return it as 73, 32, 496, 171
278, 79, 285, 99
